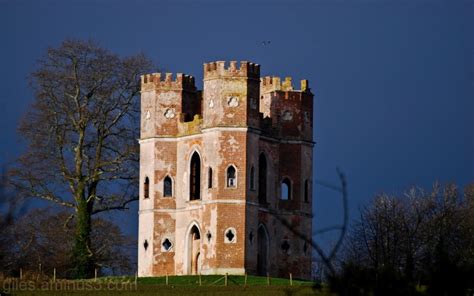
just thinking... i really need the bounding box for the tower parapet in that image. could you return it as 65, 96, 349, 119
202, 61, 261, 128
203, 61, 260, 80
141, 73, 196, 92
260, 76, 310, 93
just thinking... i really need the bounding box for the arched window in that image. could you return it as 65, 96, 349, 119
258, 153, 267, 204
281, 178, 291, 200
250, 166, 255, 190
208, 167, 213, 189
227, 165, 237, 188
164, 176, 172, 197
190, 152, 201, 200
304, 179, 310, 203
144, 177, 150, 199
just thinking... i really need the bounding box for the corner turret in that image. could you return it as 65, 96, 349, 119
140, 72, 200, 138
260, 76, 313, 141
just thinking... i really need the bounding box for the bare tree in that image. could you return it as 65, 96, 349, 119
345, 190, 430, 287
7, 208, 134, 278
336, 182, 474, 295
9, 39, 154, 278
0, 168, 26, 276
421, 183, 474, 295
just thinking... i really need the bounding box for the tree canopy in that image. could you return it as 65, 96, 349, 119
10, 39, 154, 278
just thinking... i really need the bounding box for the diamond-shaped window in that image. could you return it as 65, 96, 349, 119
162, 239, 172, 251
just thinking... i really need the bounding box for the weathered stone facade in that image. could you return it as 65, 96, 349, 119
138, 61, 314, 279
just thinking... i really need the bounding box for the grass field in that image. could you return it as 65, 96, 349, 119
2, 275, 332, 296
138, 274, 315, 286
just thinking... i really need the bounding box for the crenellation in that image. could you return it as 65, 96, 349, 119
300, 79, 309, 92
141, 72, 196, 91
261, 76, 310, 94
260, 76, 281, 93
203, 60, 260, 80
229, 60, 237, 71
281, 77, 293, 91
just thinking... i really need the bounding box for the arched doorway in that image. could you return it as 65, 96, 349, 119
257, 224, 269, 275
187, 225, 201, 274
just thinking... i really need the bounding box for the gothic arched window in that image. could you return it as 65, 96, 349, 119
144, 177, 150, 199
281, 178, 291, 200
227, 165, 237, 188
164, 176, 172, 197
190, 152, 201, 200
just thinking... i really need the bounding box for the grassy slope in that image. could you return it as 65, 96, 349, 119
138, 275, 314, 286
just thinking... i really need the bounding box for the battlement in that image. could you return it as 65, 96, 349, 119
203, 61, 260, 79
141, 73, 196, 91
260, 76, 310, 93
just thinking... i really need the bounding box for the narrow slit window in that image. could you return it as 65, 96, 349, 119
227, 166, 237, 188
208, 167, 213, 189
164, 176, 172, 197
250, 166, 255, 190
258, 153, 267, 204
144, 177, 150, 199
304, 179, 309, 203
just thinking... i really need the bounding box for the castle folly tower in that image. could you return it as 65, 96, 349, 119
138, 61, 314, 279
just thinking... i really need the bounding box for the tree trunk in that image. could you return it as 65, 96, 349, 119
72, 197, 94, 278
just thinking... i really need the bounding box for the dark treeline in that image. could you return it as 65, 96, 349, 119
330, 182, 474, 296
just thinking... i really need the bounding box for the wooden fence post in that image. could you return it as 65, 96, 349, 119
289, 273, 293, 286
225, 273, 228, 286
199, 273, 202, 286
166, 272, 169, 286
37, 264, 42, 281
94, 268, 97, 282
53, 268, 56, 282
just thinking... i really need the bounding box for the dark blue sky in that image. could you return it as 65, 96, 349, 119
1, 0, 473, 250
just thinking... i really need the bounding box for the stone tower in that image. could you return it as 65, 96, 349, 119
138, 61, 314, 279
